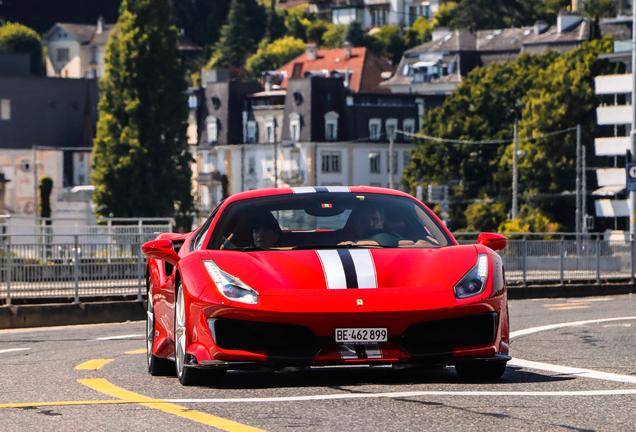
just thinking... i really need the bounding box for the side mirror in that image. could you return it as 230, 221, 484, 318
477, 233, 507, 252
142, 239, 180, 266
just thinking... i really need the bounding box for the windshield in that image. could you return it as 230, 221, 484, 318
207, 193, 453, 251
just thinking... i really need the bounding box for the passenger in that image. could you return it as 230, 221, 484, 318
249, 211, 293, 249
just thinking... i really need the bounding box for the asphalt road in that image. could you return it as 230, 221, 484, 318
1, 294, 635, 431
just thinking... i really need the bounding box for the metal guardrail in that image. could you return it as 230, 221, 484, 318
1, 231, 634, 305
0, 226, 170, 305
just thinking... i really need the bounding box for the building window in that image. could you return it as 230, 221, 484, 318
289, 113, 301, 142
247, 121, 257, 143
369, 118, 381, 141
322, 152, 341, 173
57, 48, 70, 62
21, 160, 31, 172
403, 118, 416, 140
369, 152, 380, 173
248, 157, 256, 175
324, 111, 339, 141
206, 116, 218, 143
188, 95, 198, 109
265, 124, 274, 143
404, 151, 411, 169
0, 99, 10, 120
386, 118, 397, 141
89, 47, 98, 64
386, 151, 398, 174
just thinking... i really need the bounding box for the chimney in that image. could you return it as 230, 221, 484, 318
96, 16, 104, 34
343, 41, 352, 60
534, 20, 549, 34
306, 42, 317, 62
557, 13, 583, 34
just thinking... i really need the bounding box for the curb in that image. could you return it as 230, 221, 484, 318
0, 301, 146, 329
507, 282, 636, 299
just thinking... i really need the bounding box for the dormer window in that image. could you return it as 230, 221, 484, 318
369, 118, 381, 141
385, 118, 397, 141
403, 118, 416, 140
324, 111, 339, 141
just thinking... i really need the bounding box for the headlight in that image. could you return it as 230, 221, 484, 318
203, 260, 259, 304
454, 253, 488, 299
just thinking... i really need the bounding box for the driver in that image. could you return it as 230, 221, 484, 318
352, 203, 384, 239
249, 211, 293, 249
336, 202, 386, 243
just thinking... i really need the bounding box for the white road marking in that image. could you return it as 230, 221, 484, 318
603, 323, 631, 328
165, 388, 636, 404
0, 348, 30, 354
509, 316, 636, 339
90, 334, 144, 341
508, 359, 636, 384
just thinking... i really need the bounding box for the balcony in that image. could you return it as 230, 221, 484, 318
595, 74, 632, 95
596, 105, 632, 125
594, 137, 631, 156
281, 170, 303, 183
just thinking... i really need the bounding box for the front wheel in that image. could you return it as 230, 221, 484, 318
455, 361, 507, 380
174, 282, 225, 386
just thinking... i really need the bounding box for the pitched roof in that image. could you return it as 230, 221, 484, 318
45, 23, 116, 46
405, 30, 477, 55
276, 46, 394, 93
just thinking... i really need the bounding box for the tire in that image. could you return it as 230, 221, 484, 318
174, 281, 226, 386
147, 279, 174, 376
455, 361, 507, 380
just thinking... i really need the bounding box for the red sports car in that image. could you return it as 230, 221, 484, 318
142, 186, 510, 386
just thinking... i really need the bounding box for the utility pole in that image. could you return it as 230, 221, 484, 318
582, 145, 587, 234
388, 132, 394, 189
631, 7, 636, 235
512, 117, 519, 219
576, 124, 581, 237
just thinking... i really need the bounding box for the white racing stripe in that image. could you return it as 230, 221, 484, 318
0, 348, 30, 354
349, 249, 377, 289
165, 388, 636, 404
316, 250, 347, 289
90, 334, 144, 341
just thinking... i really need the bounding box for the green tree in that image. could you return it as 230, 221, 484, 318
171, 0, 232, 51
92, 0, 193, 230
461, 201, 507, 232
38, 176, 53, 219
306, 20, 329, 45
451, 0, 524, 30
405, 16, 433, 48
404, 37, 614, 231
246, 36, 305, 76
207, 0, 266, 69
432, 2, 458, 27
0, 22, 44, 75
265, 0, 287, 42
322, 24, 346, 48
345, 20, 365, 47
498, 205, 561, 235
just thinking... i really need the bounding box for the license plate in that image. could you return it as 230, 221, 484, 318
335, 328, 387, 344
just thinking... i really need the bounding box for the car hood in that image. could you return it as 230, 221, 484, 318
198, 246, 478, 292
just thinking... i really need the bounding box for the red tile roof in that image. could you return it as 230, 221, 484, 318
276, 46, 395, 93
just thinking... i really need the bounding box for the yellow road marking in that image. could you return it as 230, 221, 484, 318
75, 359, 114, 370
547, 305, 591, 311
125, 349, 147, 354
544, 302, 591, 307
79, 379, 267, 432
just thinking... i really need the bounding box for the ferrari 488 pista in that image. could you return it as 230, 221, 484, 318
142, 186, 510, 386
